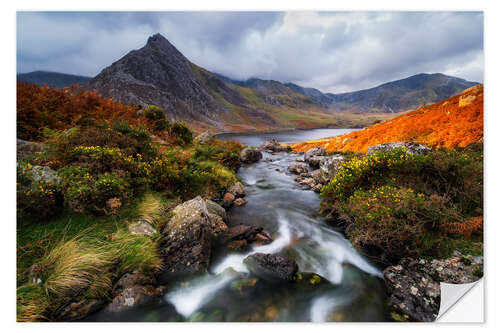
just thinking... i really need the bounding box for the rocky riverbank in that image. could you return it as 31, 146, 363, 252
260, 138, 483, 322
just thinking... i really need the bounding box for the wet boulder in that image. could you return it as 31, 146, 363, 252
260, 138, 287, 153
234, 198, 247, 206
240, 147, 262, 163
368, 142, 432, 155
223, 192, 236, 207
304, 147, 326, 163
222, 224, 263, 244
206, 200, 227, 221
159, 196, 213, 282
227, 181, 246, 197
298, 178, 316, 189
227, 239, 249, 252
288, 163, 308, 175
243, 253, 299, 282
105, 285, 165, 313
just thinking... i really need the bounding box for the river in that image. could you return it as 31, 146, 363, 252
86, 128, 389, 322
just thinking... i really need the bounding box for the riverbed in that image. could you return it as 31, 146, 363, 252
86, 128, 388, 322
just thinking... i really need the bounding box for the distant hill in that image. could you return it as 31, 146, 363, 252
285, 73, 480, 114
17, 71, 91, 88
290, 85, 483, 153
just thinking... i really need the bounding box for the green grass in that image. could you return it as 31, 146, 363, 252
16, 191, 176, 321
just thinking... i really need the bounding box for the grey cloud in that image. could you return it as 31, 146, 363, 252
17, 11, 483, 93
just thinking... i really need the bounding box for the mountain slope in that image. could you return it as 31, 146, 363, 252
84, 33, 342, 132
284, 73, 479, 114
17, 71, 91, 88
290, 85, 483, 153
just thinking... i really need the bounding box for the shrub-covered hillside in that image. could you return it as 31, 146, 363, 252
16, 83, 243, 321
290, 85, 483, 153
320, 144, 483, 264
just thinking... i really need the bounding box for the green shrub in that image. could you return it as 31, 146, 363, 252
320, 144, 483, 262
143, 105, 170, 132
58, 167, 131, 214
168, 122, 193, 145
343, 186, 461, 260
193, 138, 243, 171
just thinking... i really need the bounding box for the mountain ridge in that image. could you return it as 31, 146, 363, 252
20, 33, 481, 132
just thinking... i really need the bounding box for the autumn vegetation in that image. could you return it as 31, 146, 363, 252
291, 85, 483, 153
16, 83, 243, 321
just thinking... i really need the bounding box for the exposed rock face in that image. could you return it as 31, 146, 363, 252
206, 200, 227, 221
55, 298, 106, 321
260, 139, 287, 153
306, 155, 325, 168
384, 252, 483, 322
319, 155, 345, 177
288, 163, 308, 175
85, 33, 223, 123
17, 139, 44, 160
368, 142, 432, 155
208, 213, 228, 236
309, 169, 327, 185
194, 131, 215, 145
243, 253, 299, 282
159, 196, 212, 282
240, 148, 263, 163
128, 220, 156, 236
304, 147, 326, 163
30, 165, 61, 186
227, 182, 246, 197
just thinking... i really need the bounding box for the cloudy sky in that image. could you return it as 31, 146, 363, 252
17, 11, 483, 93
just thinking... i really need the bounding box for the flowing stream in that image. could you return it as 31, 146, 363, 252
86, 128, 389, 322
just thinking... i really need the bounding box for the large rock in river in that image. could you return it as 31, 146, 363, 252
240, 147, 262, 163
304, 147, 326, 163
243, 253, 298, 282
159, 196, 212, 282
260, 138, 288, 153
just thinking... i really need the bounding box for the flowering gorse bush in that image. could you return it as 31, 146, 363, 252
320, 144, 483, 262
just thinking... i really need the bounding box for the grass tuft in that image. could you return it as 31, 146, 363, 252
108, 229, 163, 276
37, 234, 114, 299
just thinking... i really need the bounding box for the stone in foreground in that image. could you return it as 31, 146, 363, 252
159, 196, 212, 282
240, 147, 263, 163
243, 253, 299, 282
